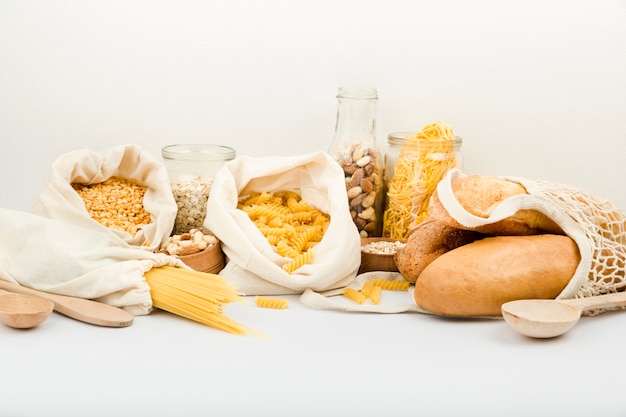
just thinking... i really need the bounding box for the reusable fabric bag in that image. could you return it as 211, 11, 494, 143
205, 151, 361, 295
0, 208, 184, 315
10, 144, 184, 314
301, 168, 626, 316
31, 144, 176, 252
433, 169, 626, 308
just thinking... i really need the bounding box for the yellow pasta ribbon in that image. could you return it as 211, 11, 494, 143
382, 121, 460, 240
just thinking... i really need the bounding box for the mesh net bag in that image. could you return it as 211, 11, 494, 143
435, 169, 626, 315
537, 181, 626, 303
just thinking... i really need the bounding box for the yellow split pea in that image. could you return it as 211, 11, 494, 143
71, 176, 151, 236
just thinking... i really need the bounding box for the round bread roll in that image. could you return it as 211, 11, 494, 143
414, 234, 580, 316
394, 218, 483, 283
428, 174, 563, 235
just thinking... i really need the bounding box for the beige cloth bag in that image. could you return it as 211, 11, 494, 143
0, 208, 184, 315
205, 151, 361, 295
31, 144, 176, 252
14, 144, 184, 314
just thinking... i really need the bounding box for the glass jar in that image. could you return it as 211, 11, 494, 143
328, 87, 384, 238
162, 144, 236, 235
382, 133, 462, 240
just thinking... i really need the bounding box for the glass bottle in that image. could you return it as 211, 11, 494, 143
328, 87, 384, 238
382, 132, 462, 241
162, 144, 236, 235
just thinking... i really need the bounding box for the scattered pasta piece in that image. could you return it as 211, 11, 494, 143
368, 285, 382, 305
343, 287, 367, 304
255, 296, 289, 309
371, 278, 410, 291
360, 281, 376, 298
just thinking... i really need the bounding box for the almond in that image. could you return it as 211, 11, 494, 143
179, 246, 201, 256
349, 168, 365, 188
343, 164, 358, 175
360, 178, 373, 193
349, 192, 366, 208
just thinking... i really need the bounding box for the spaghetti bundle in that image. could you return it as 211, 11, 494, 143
144, 266, 258, 335
382, 121, 461, 240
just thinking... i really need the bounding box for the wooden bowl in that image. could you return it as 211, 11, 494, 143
179, 239, 225, 274
359, 237, 406, 274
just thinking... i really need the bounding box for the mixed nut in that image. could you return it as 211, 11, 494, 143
158, 228, 218, 257
334, 142, 383, 238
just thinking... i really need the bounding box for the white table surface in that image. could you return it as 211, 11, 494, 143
2, 289, 625, 417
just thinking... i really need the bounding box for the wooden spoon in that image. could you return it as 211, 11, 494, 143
0, 289, 54, 328
0, 280, 134, 328
501, 291, 626, 338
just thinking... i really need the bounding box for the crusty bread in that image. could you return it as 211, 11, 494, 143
394, 218, 484, 283
428, 174, 563, 235
413, 234, 580, 316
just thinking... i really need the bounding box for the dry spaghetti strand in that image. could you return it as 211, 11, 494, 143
144, 266, 260, 336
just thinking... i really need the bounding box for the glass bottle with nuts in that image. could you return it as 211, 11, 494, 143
328, 87, 384, 238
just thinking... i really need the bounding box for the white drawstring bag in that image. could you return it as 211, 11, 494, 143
205, 151, 361, 295
0, 208, 184, 315
10, 144, 183, 315
30, 144, 176, 252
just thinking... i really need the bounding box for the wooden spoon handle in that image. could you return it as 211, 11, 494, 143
0, 280, 133, 328
562, 291, 626, 313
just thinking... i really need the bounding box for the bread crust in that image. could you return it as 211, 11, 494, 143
428, 174, 563, 235
394, 218, 483, 283
413, 234, 580, 316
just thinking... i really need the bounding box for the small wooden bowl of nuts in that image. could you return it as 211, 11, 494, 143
158, 229, 225, 274
359, 237, 406, 274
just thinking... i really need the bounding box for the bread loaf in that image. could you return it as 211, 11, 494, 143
413, 234, 580, 316
394, 218, 483, 283
428, 174, 563, 235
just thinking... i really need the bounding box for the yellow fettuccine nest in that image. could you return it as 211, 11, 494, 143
382, 121, 460, 240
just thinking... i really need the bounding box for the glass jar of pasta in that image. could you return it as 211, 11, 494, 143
382, 124, 462, 241
162, 144, 236, 235
328, 87, 384, 238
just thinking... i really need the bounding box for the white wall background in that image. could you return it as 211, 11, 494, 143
1, 0, 625, 212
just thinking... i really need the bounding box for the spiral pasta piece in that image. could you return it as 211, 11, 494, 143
255, 296, 289, 309
239, 191, 330, 274
371, 278, 410, 291
343, 287, 367, 304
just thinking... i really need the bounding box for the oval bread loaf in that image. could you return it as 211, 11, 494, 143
428, 174, 563, 235
394, 218, 484, 283
413, 234, 580, 316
